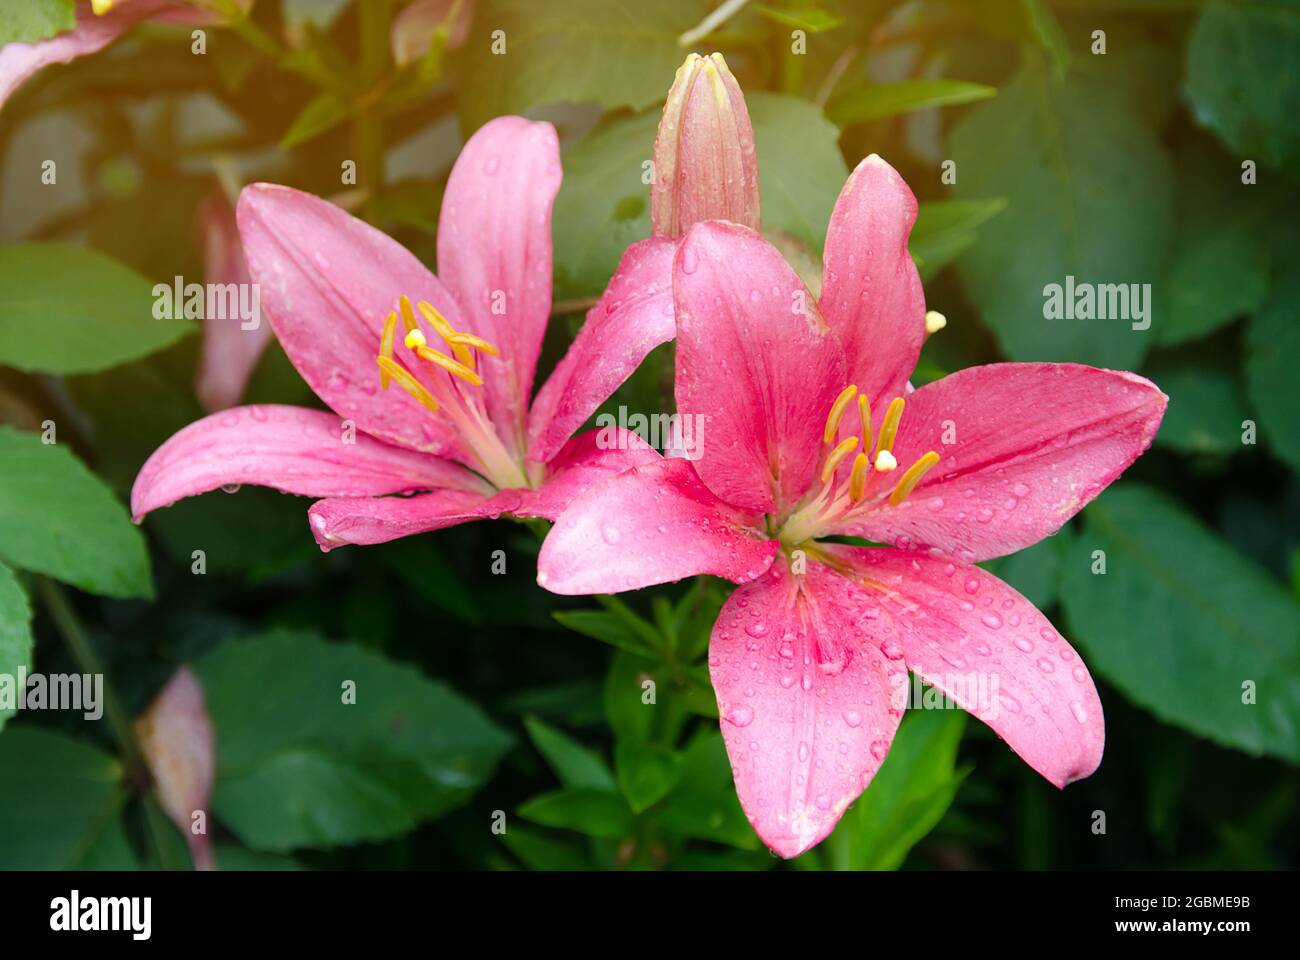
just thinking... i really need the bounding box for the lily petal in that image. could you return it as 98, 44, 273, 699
436, 116, 562, 454
195, 187, 272, 412
831, 547, 1104, 788
526, 238, 676, 464
537, 457, 777, 595
131, 404, 486, 522
675, 221, 846, 514
711, 559, 908, 859
819, 154, 926, 411
308, 488, 522, 552
517, 427, 661, 521
842, 363, 1167, 562
236, 182, 468, 458
0, 0, 196, 111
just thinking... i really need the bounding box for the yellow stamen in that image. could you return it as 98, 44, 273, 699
416, 300, 476, 368
415, 345, 484, 386
399, 295, 419, 333
924, 310, 947, 335
889, 452, 940, 505
874, 450, 898, 472
416, 300, 455, 338
91, 0, 116, 14
404, 329, 427, 350
820, 436, 859, 484
378, 311, 398, 388
823, 385, 859, 444
376, 356, 439, 413
877, 397, 905, 456
857, 394, 873, 451
446, 332, 501, 357
848, 452, 872, 502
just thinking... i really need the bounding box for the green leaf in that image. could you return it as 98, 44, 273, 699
753, 4, 844, 32
455, 0, 708, 130
658, 729, 759, 848
0, 427, 152, 598
615, 739, 682, 813
1245, 270, 1300, 472
280, 91, 353, 149
911, 198, 1008, 282
828, 78, 996, 127
1185, 0, 1300, 169
604, 650, 658, 743
0, 727, 128, 869
500, 823, 592, 870
1148, 358, 1251, 456
523, 715, 617, 792
551, 110, 657, 302
0, 0, 75, 46
819, 707, 968, 870
518, 788, 634, 839
1061, 485, 1300, 762
195, 629, 513, 852
0, 562, 33, 734
951, 58, 1173, 368
749, 92, 848, 253
553, 608, 656, 656
0, 245, 193, 374
1156, 145, 1271, 346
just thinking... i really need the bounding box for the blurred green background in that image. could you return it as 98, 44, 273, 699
0, 0, 1297, 870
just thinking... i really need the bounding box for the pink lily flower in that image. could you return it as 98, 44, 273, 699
194, 185, 273, 413
0, 1, 239, 113
538, 157, 1167, 858
131, 116, 666, 550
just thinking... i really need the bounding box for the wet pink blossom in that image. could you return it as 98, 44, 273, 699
132, 116, 666, 550
538, 156, 1167, 858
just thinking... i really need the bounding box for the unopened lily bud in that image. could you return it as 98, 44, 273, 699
651, 52, 760, 239
135, 667, 217, 871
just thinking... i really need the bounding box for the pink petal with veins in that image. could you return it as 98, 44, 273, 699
711, 560, 908, 859
819, 154, 926, 415
436, 116, 561, 455
526, 238, 676, 464
832, 547, 1105, 788
674, 221, 845, 514
130, 404, 485, 522
537, 457, 777, 595
307, 487, 521, 552
236, 182, 468, 459
518, 427, 660, 521
841, 363, 1167, 562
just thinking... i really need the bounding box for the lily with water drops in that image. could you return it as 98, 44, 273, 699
132, 115, 668, 549
537, 156, 1167, 858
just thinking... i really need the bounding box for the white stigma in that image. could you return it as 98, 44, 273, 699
874, 450, 898, 472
